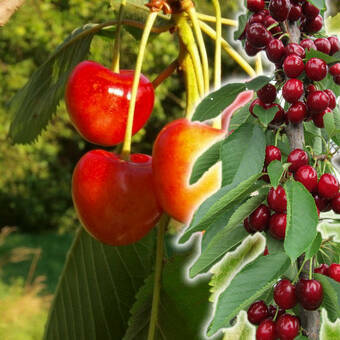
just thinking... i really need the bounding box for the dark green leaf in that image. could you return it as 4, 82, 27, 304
324, 112, 337, 137
229, 103, 251, 131
305, 232, 322, 260
245, 76, 272, 91
267, 160, 284, 188
233, 13, 249, 40
305, 49, 339, 64
318, 73, 340, 97
253, 104, 279, 127
295, 335, 309, 340
265, 234, 284, 255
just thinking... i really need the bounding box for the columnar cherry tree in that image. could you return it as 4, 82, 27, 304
7, 0, 340, 339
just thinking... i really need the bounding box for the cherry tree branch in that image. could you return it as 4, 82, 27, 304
0, 0, 25, 26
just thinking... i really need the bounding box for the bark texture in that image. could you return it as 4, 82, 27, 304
0, 0, 25, 26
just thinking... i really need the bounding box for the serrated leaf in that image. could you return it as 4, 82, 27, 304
229, 103, 251, 131
327, 13, 340, 34
233, 13, 249, 40
190, 140, 222, 185
306, 0, 326, 11
221, 123, 266, 187
222, 311, 255, 340
324, 112, 337, 137
320, 308, 340, 339
284, 181, 318, 262
305, 232, 322, 260
245, 76, 272, 91
253, 104, 279, 127
305, 49, 340, 64
44, 228, 156, 340
267, 160, 284, 188
207, 252, 290, 336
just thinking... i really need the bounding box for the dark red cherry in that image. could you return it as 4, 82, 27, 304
287, 149, 308, 172
314, 264, 330, 276
267, 103, 285, 124
324, 89, 336, 110
331, 193, 340, 214
314, 194, 331, 212
312, 108, 331, 128
264, 247, 269, 256
268, 305, 285, 319
314, 38, 331, 55
307, 90, 330, 114
264, 16, 282, 35
288, 4, 302, 21
285, 43, 306, 58
249, 13, 266, 25
295, 165, 318, 192
268, 185, 287, 213
247, 0, 266, 12
269, 0, 291, 22
269, 213, 287, 240
306, 84, 317, 94
266, 39, 286, 63
282, 79, 304, 103
328, 264, 340, 282
296, 279, 323, 310
245, 40, 262, 56
318, 173, 339, 199
302, 1, 320, 19
257, 84, 277, 103
265, 145, 282, 165
275, 314, 300, 340
248, 300, 269, 325
257, 319, 277, 340
328, 36, 340, 55
247, 23, 273, 48
274, 279, 297, 310
300, 38, 316, 51
305, 58, 328, 81
244, 217, 254, 233
303, 15, 323, 34
250, 204, 271, 231
283, 55, 304, 78
329, 63, 340, 77
334, 75, 340, 85
287, 102, 307, 124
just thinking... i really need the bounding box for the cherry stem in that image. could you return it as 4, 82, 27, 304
293, 258, 307, 284
273, 306, 279, 321
199, 20, 256, 77
152, 58, 179, 89
112, 0, 126, 73
196, 12, 237, 27
255, 53, 263, 75
309, 259, 313, 280
121, 11, 158, 160
147, 214, 169, 340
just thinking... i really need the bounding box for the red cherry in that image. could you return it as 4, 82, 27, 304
303, 15, 323, 34
266, 39, 286, 64
287, 102, 307, 124
285, 43, 306, 58
245, 40, 262, 56
334, 75, 340, 86
324, 89, 336, 110
306, 84, 317, 94
248, 300, 269, 325
264, 16, 282, 35
275, 314, 300, 340
244, 217, 254, 233
268, 305, 285, 319
264, 247, 269, 256
250, 204, 271, 231
287, 149, 308, 172
295, 165, 318, 192
269, 213, 287, 240
329, 63, 340, 77
282, 79, 304, 103
250, 98, 263, 117
315, 38, 331, 55
283, 55, 304, 78
268, 185, 287, 213
314, 194, 331, 212
328, 264, 340, 282
247, 23, 273, 48
288, 4, 302, 21
265, 145, 282, 165
256, 319, 277, 340
312, 108, 332, 128
296, 279, 323, 310
72, 150, 162, 246
267, 103, 286, 124
300, 39, 316, 51
328, 36, 340, 55
314, 264, 330, 276
318, 173, 339, 199
331, 193, 340, 213
307, 90, 330, 114
274, 279, 297, 310
269, 0, 291, 22
257, 84, 277, 104
247, 0, 265, 12
302, 1, 320, 18
65, 61, 154, 146
305, 58, 328, 81
249, 13, 266, 25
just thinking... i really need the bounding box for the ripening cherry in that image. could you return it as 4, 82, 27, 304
307, 91, 330, 114
257, 84, 277, 103
295, 165, 318, 192
283, 55, 304, 78
296, 279, 323, 310
328, 264, 340, 282
314, 38, 331, 55
248, 300, 269, 325
269, 213, 287, 240
265, 145, 282, 165
302, 1, 320, 19
324, 89, 336, 110
256, 319, 277, 340
318, 173, 339, 199
247, 23, 273, 48
314, 194, 331, 212
287, 149, 309, 172
268, 185, 287, 213
282, 79, 304, 103
285, 43, 306, 58
274, 279, 297, 310
250, 204, 271, 231
300, 38, 316, 51
331, 193, 340, 213
266, 39, 286, 64
328, 36, 340, 55
305, 58, 328, 81
287, 102, 307, 124
303, 15, 323, 34
314, 264, 330, 276
269, 0, 291, 22
247, 0, 265, 12
275, 314, 300, 340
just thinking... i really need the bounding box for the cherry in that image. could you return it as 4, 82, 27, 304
314, 38, 331, 55
305, 58, 328, 81
248, 300, 269, 325
334, 75, 340, 86
256, 319, 277, 340
302, 1, 320, 18
250, 98, 264, 117
300, 39, 316, 51
303, 15, 323, 34
307, 90, 330, 113
331, 193, 340, 214
250, 204, 271, 231
324, 89, 336, 110
288, 4, 302, 21
296, 279, 323, 310
314, 264, 330, 276
318, 173, 339, 199
283, 55, 304, 78
268, 185, 287, 213
268, 305, 285, 319
287, 102, 307, 124
306, 84, 317, 94
264, 247, 269, 256
152, 119, 225, 223
265, 145, 282, 165
269, 213, 287, 240
328, 36, 340, 55
264, 16, 282, 35
269, 0, 291, 22
275, 314, 300, 340
314, 194, 331, 212
268, 103, 286, 124
245, 40, 262, 56
295, 165, 318, 192
249, 13, 266, 25
329, 63, 340, 77
247, 23, 273, 48
247, 0, 265, 12
65, 61, 154, 146
328, 264, 340, 282
244, 217, 254, 233
287, 149, 308, 173
282, 79, 304, 103
312, 108, 331, 129
274, 279, 297, 310
266, 39, 286, 64
285, 43, 305, 58
257, 84, 277, 104
72, 150, 162, 246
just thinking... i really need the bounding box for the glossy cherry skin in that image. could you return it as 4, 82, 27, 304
249, 13, 266, 25
265, 145, 282, 165
72, 150, 162, 246
287, 102, 307, 124
65, 61, 154, 146
331, 193, 340, 214
334, 75, 340, 86
264, 16, 282, 35
285, 43, 305, 58
247, 0, 265, 12
269, 213, 287, 240
245, 40, 262, 56
269, 0, 291, 22
266, 39, 286, 64
250, 204, 271, 231
314, 194, 331, 212
283, 55, 304, 78
303, 15, 323, 34
152, 119, 225, 223
306, 84, 317, 94
295, 165, 318, 192
305, 58, 328, 81
288, 4, 302, 21
296, 279, 323, 310
307, 91, 330, 114
244, 217, 254, 233
314, 38, 331, 55
328, 263, 340, 282
282, 79, 304, 104
274, 279, 297, 310
248, 300, 269, 325
302, 1, 320, 19
258, 84, 277, 104
328, 36, 340, 55
256, 319, 277, 340
275, 314, 300, 340
312, 108, 331, 129
318, 173, 339, 199
330, 63, 340, 77
268, 185, 287, 213
247, 23, 272, 48
314, 264, 330, 276
324, 89, 336, 110
300, 39, 316, 51
287, 149, 308, 173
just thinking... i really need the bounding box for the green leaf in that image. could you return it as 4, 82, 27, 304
44, 228, 156, 340
306, 0, 326, 11
305, 49, 340, 64
229, 103, 251, 131
327, 13, 340, 34
208, 252, 290, 336
315, 274, 340, 322
305, 232, 322, 260
267, 160, 284, 188
190, 140, 222, 185
265, 234, 284, 255
295, 336, 309, 340
320, 309, 340, 339
318, 73, 340, 97
221, 123, 266, 186
233, 13, 249, 40
222, 312, 255, 340
324, 112, 337, 137
284, 181, 318, 262
253, 104, 279, 127
245, 76, 272, 91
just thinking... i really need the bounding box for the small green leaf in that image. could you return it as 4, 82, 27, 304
234, 13, 250, 40
267, 160, 284, 188
324, 112, 336, 137
245, 76, 272, 91
284, 181, 319, 262
305, 49, 339, 64
305, 232, 322, 260
253, 104, 279, 127
306, 0, 326, 11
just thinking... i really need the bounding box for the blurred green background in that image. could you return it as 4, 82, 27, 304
0, 0, 339, 339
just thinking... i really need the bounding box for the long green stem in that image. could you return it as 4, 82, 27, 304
147, 214, 168, 340
112, 0, 126, 72
121, 12, 158, 160
196, 12, 237, 27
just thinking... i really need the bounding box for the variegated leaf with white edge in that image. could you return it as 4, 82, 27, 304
222, 311, 255, 340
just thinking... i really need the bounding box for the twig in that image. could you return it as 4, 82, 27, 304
0, 0, 26, 26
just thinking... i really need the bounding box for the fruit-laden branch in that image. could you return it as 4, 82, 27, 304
0, 0, 25, 26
